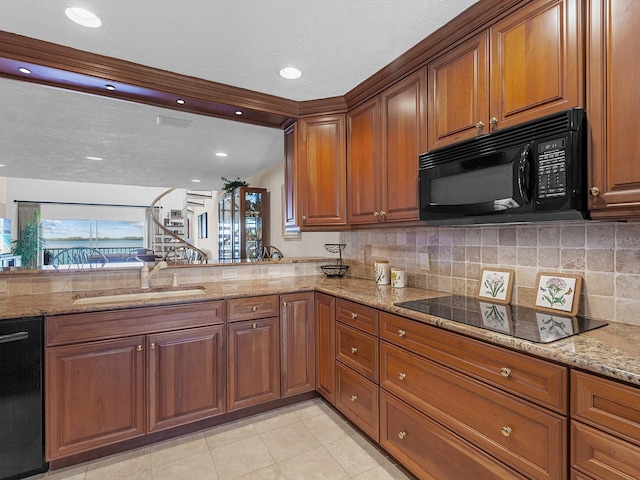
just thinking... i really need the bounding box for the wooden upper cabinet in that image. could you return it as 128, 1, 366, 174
283, 123, 298, 231
348, 69, 425, 225
490, 0, 582, 129
587, 0, 640, 218
427, 0, 582, 150
295, 114, 347, 228
428, 32, 490, 150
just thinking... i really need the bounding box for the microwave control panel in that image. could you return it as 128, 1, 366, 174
537, 138, 567, 199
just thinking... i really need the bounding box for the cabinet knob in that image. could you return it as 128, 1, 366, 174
252, 323, 257, 329
350, 395, 358, 402
398, 431, 407, 440
501, 426, 512, 437
150, 342, 156, 350
252, 306, 258, 312
490, 117, 499, 128
301, 215, 307, 221
283, 302, 287, 307
500, 367, 512, 378
380, 210, 386, 217
476, 121, 485, 133
373, 211, 380, 217
398, 329, 406, 337
351, 312, 358, 319
136, 344, 143, 352
351, 347, 358, 354
398, 372, 407, 381
589, 186, 600, 196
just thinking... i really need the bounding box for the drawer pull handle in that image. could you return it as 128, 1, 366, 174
136, 344, 143, 352
398, 431, 407, 440
150, 342, 156, 350
398, 329, 406, 337
283, 302, 287, 307
398, 372, 406, 381
350, 395, 358, 402
501, 426, 512, 437
351, 347, 358, 354
252, 306, 258, 312
252, 323, 257, 329
351, 312, 358, 319
500, 367, 512, 378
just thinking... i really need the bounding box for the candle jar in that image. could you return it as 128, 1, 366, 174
391, 268, 406, 288
374, 260, 390, 285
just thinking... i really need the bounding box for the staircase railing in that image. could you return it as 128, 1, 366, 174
148, 188, 208, 263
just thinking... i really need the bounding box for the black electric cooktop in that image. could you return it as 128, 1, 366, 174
394, 295, 607, 344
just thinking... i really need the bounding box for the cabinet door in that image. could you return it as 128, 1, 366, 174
315, 292, 336, 404
283, 123, 299, 231
147, 326, 225, 432
381, 69, 426, 222
281, 292, 315, 397
428, 32, 490, 150
587, 0, 640, 217
348, 97, 382, 225
46, 337, 145, 460
297, 114, 347, 227
227, 317, 280, 410
490, 0, 582, 130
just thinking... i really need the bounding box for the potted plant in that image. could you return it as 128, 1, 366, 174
221, 176, 249, 194
11, 213, 46, 268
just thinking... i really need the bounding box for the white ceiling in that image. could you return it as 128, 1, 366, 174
0, 0, 478, 190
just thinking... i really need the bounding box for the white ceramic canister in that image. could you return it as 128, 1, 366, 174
374, 260, 390, 285
391, 268, 406, 288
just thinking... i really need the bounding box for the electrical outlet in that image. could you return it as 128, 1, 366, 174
222, 269, 237, 279
420, 253, 430, 271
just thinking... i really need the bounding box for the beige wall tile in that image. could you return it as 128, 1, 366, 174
587, 224, 615, 248
561, 225, 585, 247
538, 226, 560, 246
517, 247, 537, 267
585, 272, 615, 296
616, 274, 640, 299
586, 249, 614, 272
616, 249, 640, 274
538, 247, 559, 268
616, 299, 640, 325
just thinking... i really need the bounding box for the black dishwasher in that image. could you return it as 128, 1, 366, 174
0, 317, 48, 480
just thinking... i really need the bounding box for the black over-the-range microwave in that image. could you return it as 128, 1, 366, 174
418, 107, 588, 225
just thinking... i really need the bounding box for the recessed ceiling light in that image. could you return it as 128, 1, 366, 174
279, 67, 302, 80
191, 179, 201, 183
235, 111, 243, 116
105, 84, 116, 91
18, 67, 31, 75
65, 7, 102, 28
0, 164, 5, 167
176, 99, 186, 105
85, 156, 103, 161
215, 152, 228, 157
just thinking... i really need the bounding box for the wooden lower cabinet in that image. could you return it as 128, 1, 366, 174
335, 362, 379, 441
147, 326, 225, 432
315, 292, 336, 403
280, 292, 315, 398
46, 336, 146, 460
571, 468, 595, 480
227, 317, 280, 411
380, 390, 527, 480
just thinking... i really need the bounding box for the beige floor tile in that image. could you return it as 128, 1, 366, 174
259, 422, 321, 463
150, 432, 209, 467
109, 471, 152, 480
234, 465, 285, 480
302, 413, 351, 445
287, 399, 326, 421
152, 451, 218, 480
325, 434, 389, 477
210, 435, 274, 480
352, 462, 414, 480
250, 409, 300, 435
277, 447, 349, 480
85, 447, 152, 480
42, 464, 88, 480
204, 418, 259, 450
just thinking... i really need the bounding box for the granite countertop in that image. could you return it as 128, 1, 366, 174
3, 276, 640, 387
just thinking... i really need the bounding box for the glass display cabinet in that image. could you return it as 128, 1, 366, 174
218, 187, 268, 261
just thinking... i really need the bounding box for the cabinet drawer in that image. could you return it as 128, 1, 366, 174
570, 468, 595, 480
335, 362, 379, 441
380, 312, 567, 413
380, 390, 527, 480
380, 341, 566, 480
572, 421, 640, 480
227, 295, 279, 322
336, 299, 378, 335
336, 322, 378, 382
572, 370, 640, 445
46, 301, 225, 346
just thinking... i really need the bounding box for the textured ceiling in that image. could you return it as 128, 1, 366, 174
0, 0, 478, 189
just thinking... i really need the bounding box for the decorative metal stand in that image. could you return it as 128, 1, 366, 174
320, 243, 349, 277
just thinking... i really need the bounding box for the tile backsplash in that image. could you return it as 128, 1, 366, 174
341, 222, 640, 325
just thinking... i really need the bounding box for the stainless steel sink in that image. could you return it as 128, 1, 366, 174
73, 286, 207, 305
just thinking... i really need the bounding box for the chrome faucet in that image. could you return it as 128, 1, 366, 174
137, 257, 168, 289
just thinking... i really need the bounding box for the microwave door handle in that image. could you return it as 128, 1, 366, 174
518, 144, 533, 204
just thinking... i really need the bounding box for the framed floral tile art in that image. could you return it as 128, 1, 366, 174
534, 272, 582, 316
477, 268, 514, 304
